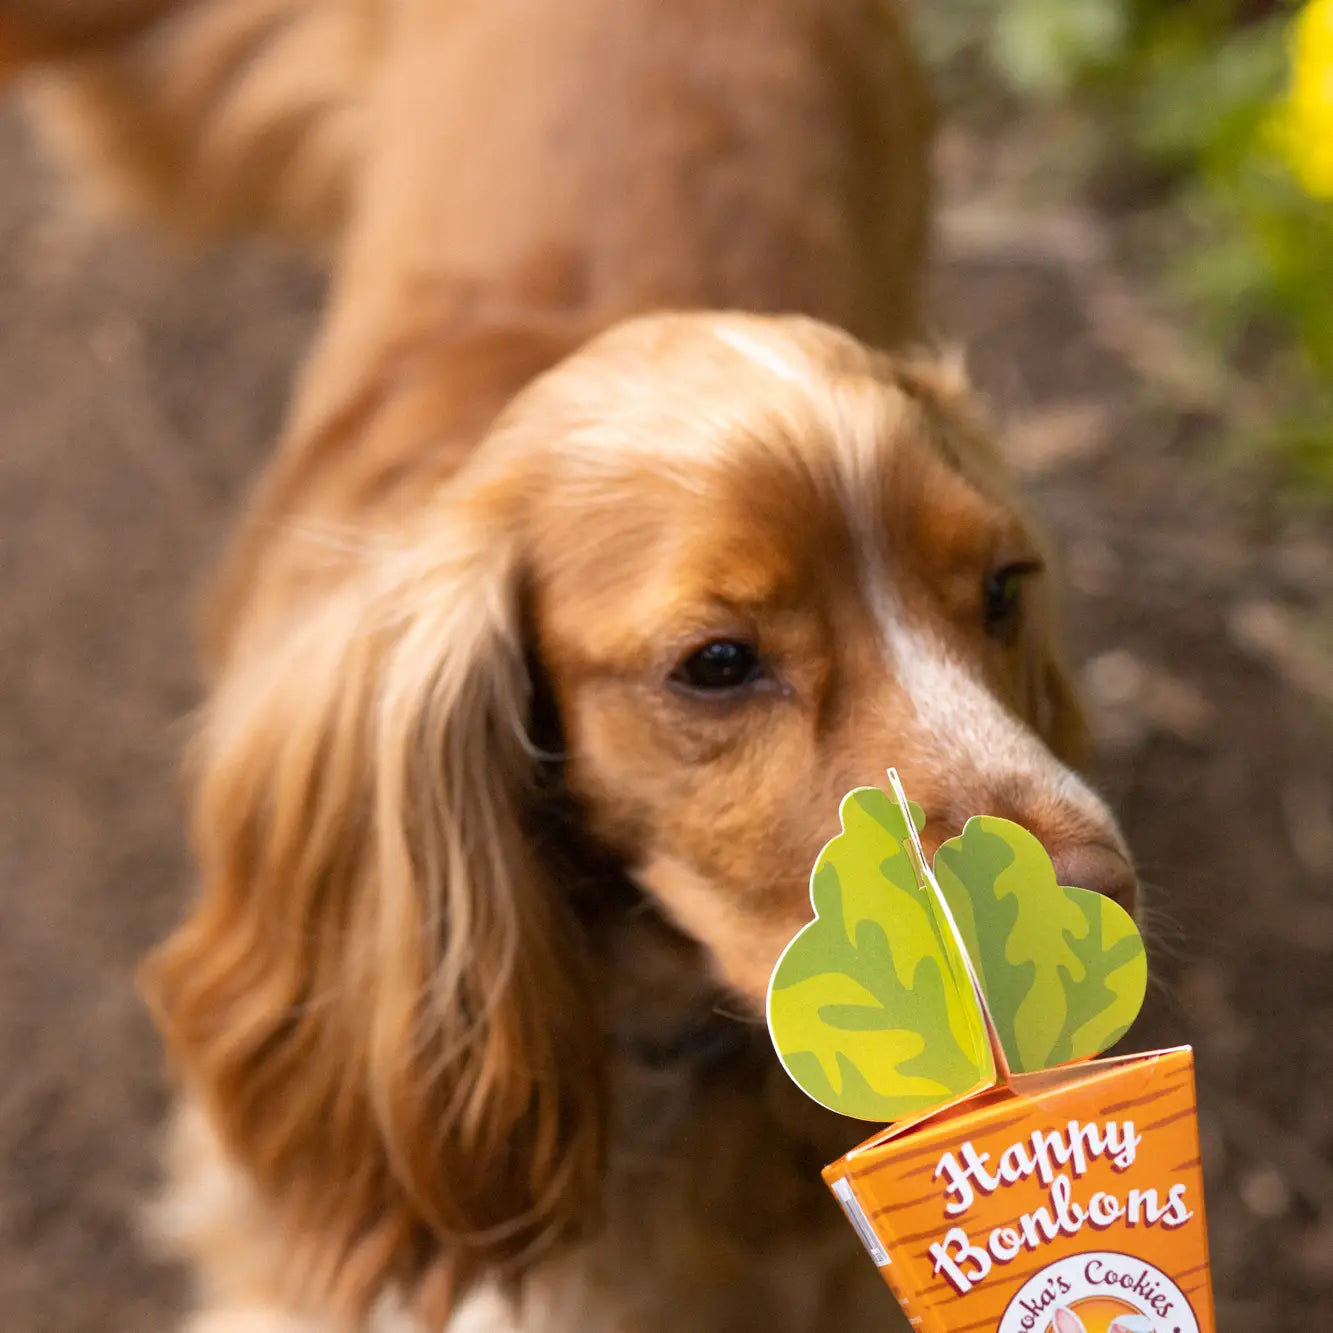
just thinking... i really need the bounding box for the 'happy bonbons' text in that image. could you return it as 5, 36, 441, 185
927, 1119, 1194, 1295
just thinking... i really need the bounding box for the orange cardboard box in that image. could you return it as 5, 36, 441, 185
767, 778, 1216, 1333
825, 1047, 1214, 1333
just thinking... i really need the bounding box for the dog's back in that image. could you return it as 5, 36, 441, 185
11, 0, 934, 659
11, 0, 930, 329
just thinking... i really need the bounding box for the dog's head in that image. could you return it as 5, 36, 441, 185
508, 315, 1132, 997
145, 312, 1134, 1318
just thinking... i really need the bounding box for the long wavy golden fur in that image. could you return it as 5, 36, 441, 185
9, 0, 368, 246
147, 523, 605, 1314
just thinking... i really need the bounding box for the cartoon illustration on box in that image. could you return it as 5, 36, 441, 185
1056, 1303, 1158, 1333
766, 771, 1216, 1333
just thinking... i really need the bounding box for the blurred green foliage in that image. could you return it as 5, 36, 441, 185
922, 0, 1333, 495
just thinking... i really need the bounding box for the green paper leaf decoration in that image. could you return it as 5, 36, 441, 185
766, 788, 994, 1121
933, 815, 1147, 1074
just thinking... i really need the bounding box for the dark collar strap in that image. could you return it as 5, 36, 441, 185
617, 1015, 752, 1071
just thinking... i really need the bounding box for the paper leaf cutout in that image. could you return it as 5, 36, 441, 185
933, 816, 1147, 1074
766, 788, 994, 1121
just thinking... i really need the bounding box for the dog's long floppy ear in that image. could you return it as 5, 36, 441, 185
140, 511, 603, 1319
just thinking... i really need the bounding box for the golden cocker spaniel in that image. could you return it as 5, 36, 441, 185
6, 1, 1137, 1330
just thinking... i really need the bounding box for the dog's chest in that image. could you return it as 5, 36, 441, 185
440, 1054, 910, 1333
444, 1240, 903, 1333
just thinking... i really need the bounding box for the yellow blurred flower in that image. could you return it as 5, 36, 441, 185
1279, 0, 1333, 197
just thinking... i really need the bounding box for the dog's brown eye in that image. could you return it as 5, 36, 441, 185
983, 561, 1042, 640
673, 639, 763, 692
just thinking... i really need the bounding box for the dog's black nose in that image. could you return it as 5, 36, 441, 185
1048, 842, 1139, 919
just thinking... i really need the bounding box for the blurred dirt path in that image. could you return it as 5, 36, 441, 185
0, 108, 318, 1330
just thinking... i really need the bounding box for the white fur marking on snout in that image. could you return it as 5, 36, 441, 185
871, 588, 1115, 835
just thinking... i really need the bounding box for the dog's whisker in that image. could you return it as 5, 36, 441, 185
711, 999, 765, 1026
